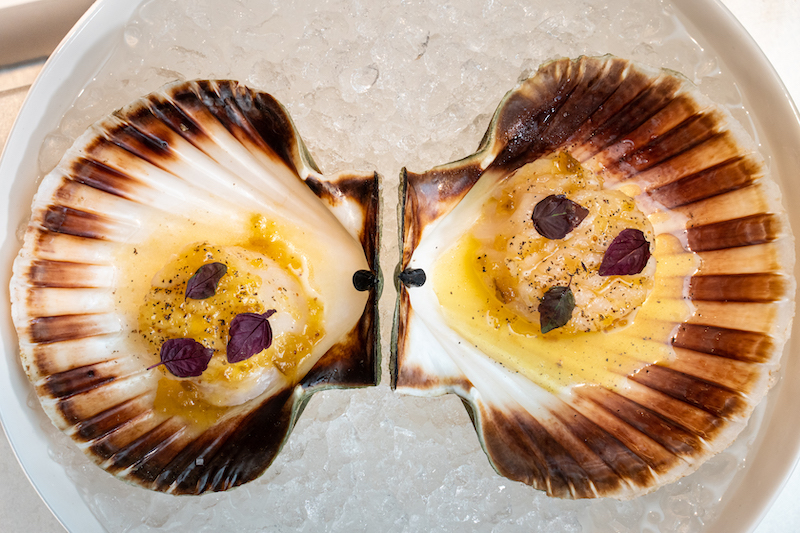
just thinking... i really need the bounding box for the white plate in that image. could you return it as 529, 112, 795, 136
1, 0, 798, 531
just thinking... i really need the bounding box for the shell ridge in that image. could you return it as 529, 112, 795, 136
55, 372, 154, 423
585, 73, 683, 156
467, 348, 668, 498
27, 286, 111, 317
12, 79, 380, 494
72, 133, 250, 219
560, 58, 632, 152
73, 410, 163, 460
410, 311, 639, 497
25, 259, 114, 289
690, 272, 792, 303
26, 313, 121, 345
569, 387, 683, 474
163, 86, 369, 236
673, 322, 775, 363
103, 417, 186, 472
646, 155, 761, 209
119, 422, 191, 478
84, 409, 161, 458
625, 134, 750, 191
38, 204, 138, 243
98, 115, 177, 168
695, 241, 785, 276
72, 394, 153, 442
37, 358, 122, 399
591, 111, 724, 181
23, 334, 119, 380
615, 377, 723, 441
68, 157, 157, 204
662, 347, 762, 393
50, 178, 148, 227
688, 300, 780, 335
518, 57, 624, 162
687, 213, 785, 252
587, 91, 700, 166
102, 91, 285, 218
567, 67, 673, 162
632, 363, 749, 418
26, 231, 116, 266
578, 386, 705, 459
146, 89, 205, 140
549, 399, 657, 495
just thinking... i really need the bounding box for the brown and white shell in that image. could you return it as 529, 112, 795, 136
394, 55, 795, 499
10, 80, 381, 494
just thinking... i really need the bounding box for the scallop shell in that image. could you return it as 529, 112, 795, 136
394, 55, 795, 499
10, 80, 381, 494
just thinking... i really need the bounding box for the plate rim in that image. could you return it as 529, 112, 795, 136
0, 0, 141, 531
1, 0, 798, 531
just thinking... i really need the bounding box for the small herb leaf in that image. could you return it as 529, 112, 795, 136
185, 262, 227, 300
538, 286, 575, 334
227, 309, 277, 364
532, 195, 589, 240
598, 228, 651, 276
148, 338, 213, 378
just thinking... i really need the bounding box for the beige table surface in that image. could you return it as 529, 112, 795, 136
2, 0, 799, 531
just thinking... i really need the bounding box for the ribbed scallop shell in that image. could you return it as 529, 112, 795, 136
394, 55, 794, 499
10, 80, 381, 494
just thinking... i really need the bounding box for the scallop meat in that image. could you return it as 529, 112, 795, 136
10, 79, 381, 494
394, 55, 795, 499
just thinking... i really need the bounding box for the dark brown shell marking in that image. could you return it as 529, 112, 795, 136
11, 80, 381, 494
394, 55, 793, 499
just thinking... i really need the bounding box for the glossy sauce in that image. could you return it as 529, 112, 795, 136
132, 213, 325, 427
432, 156, 698, 393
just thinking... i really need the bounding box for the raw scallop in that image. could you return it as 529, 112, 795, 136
394, 55, 794, 499
10, 80, 381, 494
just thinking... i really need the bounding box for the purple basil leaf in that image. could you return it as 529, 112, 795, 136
538, 285, 575, 334
598, 228, 651, 276
185, 262, 227, 300
227, 309, 277, 363
532, 194, 589, 240
148, 338, 213, 378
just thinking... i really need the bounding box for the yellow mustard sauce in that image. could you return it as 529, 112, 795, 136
136, 213, 325, 429
431, 154, 699, 393
152, 380, 230, 429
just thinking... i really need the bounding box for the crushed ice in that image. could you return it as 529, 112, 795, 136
27, 0, 767, 530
